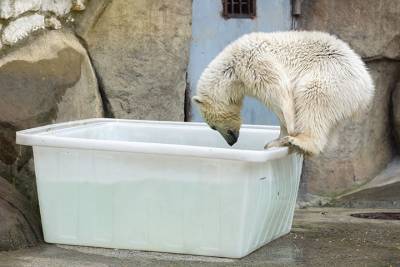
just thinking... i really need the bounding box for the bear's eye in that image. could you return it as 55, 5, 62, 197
210, 125, 217, 130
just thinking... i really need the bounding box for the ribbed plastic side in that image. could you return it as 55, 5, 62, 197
33, 147, 302, 258
238, 153, 303, 257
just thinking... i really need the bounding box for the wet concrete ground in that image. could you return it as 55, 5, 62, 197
1, 208, 399, 266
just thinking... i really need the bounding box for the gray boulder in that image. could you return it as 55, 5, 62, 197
335, 158, 400, 208
297, 0, 400, 197
297, 0, 400, 60
0, 176, 41, 251
76, 0, 192, 120
0, 30, 103, 201
393, 82, 400, 148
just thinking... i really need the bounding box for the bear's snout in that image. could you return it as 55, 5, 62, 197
221, 129, 239, 146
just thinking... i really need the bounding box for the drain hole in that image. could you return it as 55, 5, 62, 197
350, 212, 400, 220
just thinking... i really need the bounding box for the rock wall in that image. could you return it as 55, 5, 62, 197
0, 0, 192, 250
393, 83, 400, 148
0, 0, 85, 48
76, 0, 192, 120
0, 30, 103, 202
0, 176, 41, 250
296, 0, 400, 200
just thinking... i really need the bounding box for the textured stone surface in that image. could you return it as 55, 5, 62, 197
73, 0, 111, 39
45, 16, 62, 30
0, 30, 103, 200
71, 0, 85, 11
0, 1, 13, 19
0, 0, 41, 19
40, 0, 73, 17
297, 0, 400, 197
0, 0, 80, 19
298, 0, 400, 59
0, 0, 87, 47
78, 0, 192, 120
0, 176, 41, 251
2, 14, 45, 45
393, 82, 400, 148
335, 158, 400, 208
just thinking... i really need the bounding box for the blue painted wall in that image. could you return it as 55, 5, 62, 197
188, 0, 292, 125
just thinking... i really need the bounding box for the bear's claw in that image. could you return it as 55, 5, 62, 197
264, 136, 310, 155
265, 136, 293, 149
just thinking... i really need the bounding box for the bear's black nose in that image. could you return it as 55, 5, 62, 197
225, 129, 239, 146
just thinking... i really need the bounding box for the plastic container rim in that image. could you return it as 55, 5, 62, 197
16, 118, 288, 162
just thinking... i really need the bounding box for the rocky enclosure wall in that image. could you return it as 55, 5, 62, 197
296, 0, 400, 205
0, 0, 192, 251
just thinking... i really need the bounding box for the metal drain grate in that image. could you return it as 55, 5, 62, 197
350, 212, 400, 220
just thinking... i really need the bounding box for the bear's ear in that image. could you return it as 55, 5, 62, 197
192, 96, 204, 105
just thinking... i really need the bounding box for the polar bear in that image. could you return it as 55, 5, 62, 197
192, 31, 374, 155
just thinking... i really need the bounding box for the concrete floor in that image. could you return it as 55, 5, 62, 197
1, 208, 399, 267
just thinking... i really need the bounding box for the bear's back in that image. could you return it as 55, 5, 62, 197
239, 31, 371, 88
231, 31, 374, 114
235, 31, 359, 71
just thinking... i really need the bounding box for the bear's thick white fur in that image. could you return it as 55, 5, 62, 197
193, 31, 374, 155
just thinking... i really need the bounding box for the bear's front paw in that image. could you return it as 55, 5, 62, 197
264, 139, 280, 149
264, 136, 291, 149
282, 136, 305, 154
264, 136, 303, 154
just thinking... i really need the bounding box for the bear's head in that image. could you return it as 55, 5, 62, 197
192, 95, 241, 146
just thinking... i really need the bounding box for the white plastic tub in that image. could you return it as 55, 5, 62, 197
16, 118, 302, 258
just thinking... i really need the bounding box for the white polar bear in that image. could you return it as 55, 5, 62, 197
193, 31, 374, 155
